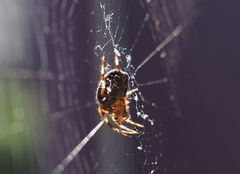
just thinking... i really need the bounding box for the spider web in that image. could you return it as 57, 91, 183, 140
0, 0, 197, 174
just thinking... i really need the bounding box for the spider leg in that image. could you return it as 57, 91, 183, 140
106, 117, 135, 136
100, 55, 106, 95
98, 107, 134, 136
111, 128, 136, 137
126, 88, 138, 96
109, 113, 140, 135
113, 115, 140, 134
124, 91, 144, 128
114, 48, 121, 69
104, 118, 131, 136
124, 117, 144, 128
115, 122, 140, 134
98, 107, 116, 128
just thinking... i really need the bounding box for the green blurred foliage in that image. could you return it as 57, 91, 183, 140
0, 79, 46, 174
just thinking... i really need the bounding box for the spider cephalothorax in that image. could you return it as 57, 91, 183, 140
96, 49, 144, 136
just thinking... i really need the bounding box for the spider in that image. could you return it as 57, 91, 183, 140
96, 48, 144, 136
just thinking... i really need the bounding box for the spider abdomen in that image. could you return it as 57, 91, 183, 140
96, 69, 129, 106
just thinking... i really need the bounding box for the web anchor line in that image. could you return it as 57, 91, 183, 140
138, 78, 168, 87
135, 25, 183, 73
50, 120, 104, 174
130, 13, 150, 53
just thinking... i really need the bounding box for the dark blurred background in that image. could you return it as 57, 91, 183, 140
181, 0, 240, 173
0, 0, 240, 174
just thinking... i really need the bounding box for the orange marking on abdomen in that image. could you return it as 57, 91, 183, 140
101, 74, 104, 80
115, 64, 120, 69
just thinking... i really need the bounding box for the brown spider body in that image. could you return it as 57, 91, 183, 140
97, 69, 128, 109
96, 50, 144, 136
97, 69, 129, 118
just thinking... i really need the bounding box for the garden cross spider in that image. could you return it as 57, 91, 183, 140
96, 48, 144, 136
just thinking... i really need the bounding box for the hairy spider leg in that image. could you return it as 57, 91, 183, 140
113, 117, 140, 134
98, 107, 136, 136
106, 109, 140, 135
126, 88, 138, 96
114, 48, 121, 69
105, 117, 132, 136
124, 118, 144, 128
111, 116, 140, 136
111, 98, 143, 134
125, 92, 145, 128
98, 107, 123, 134
100, 55, 106, 95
